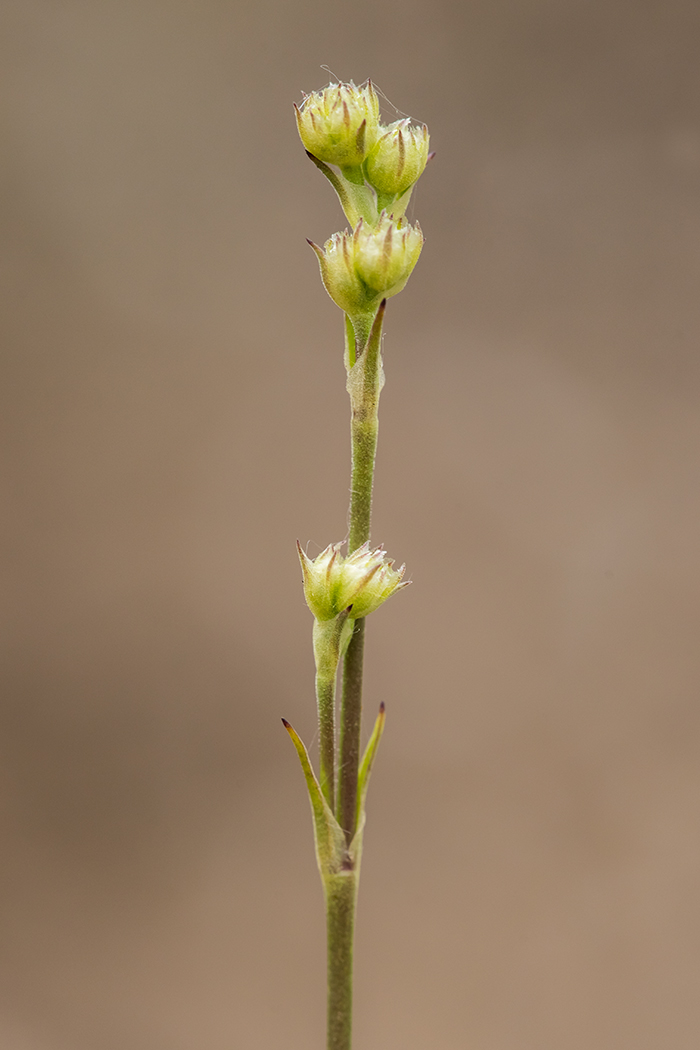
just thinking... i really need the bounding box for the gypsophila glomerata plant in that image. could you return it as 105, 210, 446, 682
284, 79, 432, 1050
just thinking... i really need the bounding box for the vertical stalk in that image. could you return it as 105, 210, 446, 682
315, 664, 337, 811
295, 78, 429, 1050
336, 617, 366, 838
325, 872, 357, 1050
337, 300, 385, 839
313, 613, 350, 811
324, 303, 385, 1050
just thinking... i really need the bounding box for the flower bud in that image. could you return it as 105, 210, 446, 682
298, 541, 408, 622
353, 212, 423, 297
295, 81, 380, 168
365, 120, 430, 198
309, 214, 423, 316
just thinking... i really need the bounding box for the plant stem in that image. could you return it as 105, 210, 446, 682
346, 308, 384, 556
336, 617, 365, 838
323, 303, 385, 1050
315, 668, 337, 811
325, 872, 356, 1050
337, 302, 385, 840
313, 613, 350, 811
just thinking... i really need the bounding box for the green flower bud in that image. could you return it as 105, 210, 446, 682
294, 81, 380, 168
298, 541, 408, 622
308, 213, 424, 316
365, 120, 430, 198
353, 212, 424, 296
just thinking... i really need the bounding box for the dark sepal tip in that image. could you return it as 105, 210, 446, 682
427, 151, 437, 163
379, 701, 386, 713
281, 718, 291, 728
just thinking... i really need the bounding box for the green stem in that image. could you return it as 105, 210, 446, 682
325, 302, 386, 1050
337, 301, 385, 839
313, 614, 350, 812
346, 302, 385, 555
315, 670, 336, 811
336, 618, 365, 838
325, 872, 356, 1050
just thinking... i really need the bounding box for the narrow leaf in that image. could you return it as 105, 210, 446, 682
305, 152, 359, 226
349, 702, 386, 868
346, 299, 386, 412
282, 719, 348, 877
356, 701, 386, 827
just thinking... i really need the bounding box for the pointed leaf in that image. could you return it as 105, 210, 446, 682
349, 702, 386, 867
282, 719, 348, 877
346, 299, 386, 412
305, 152, 360, 226
356, 701, 386, 823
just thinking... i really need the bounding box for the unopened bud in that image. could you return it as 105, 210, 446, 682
295, 81, 380, 168
352, 213, 423, 297
365, 120, 430, 199
309, 214, 423, 317
298, 541, 408, 622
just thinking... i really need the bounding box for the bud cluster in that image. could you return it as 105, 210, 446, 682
295, 80, 431, 328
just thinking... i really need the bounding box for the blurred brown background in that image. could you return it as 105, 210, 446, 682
2, 1, 699, 1047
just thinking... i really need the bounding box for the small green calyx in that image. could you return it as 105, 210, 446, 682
353, 213, 423, 297
308, 213, 423, 317
298, 540, 408, 622
364, 120, 430, 199
294, 81, 380, 168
